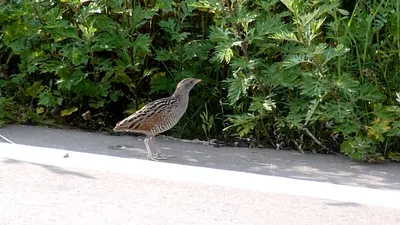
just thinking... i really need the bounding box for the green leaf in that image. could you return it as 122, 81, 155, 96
25, 81, 45, 98
110, 90, 122, 102
38, 91, 63, 108
358, 83, 386, 102
60, 43, 88, 65
340, 136, 376, 161
249, 97, 276, 113
54, 26, 80, 39
133, 34, 151, 56
334, 121, 361, 136
79, 24, 97, 40
212, 42, 233, 63
155, 0, 173, 11
322, 101, 354, 123
270, 29, 300, 43
56, 70, 85, 90
89, 99, 106, 109
322, 44, 350, 64
282, 54, 311, 68
130, 6, 156, 30
335, 73, 360, 99
223, 114, 257, 137
181, 1, 196, 19
225, 76, 248, 105
155, 48, 172, 61
159, 18, 178, 36
366, 118, 391, 141
61, 107, 78, 117
300, 74, 329, 97
172, 32, 190, 42
255, 0, 280, 13
280, 0, 300, 15
388, 152, 400, 162
387, 121, 400, 137
304, 98, 321, 125
209, 26, 231, 43
150, 76, 176, 94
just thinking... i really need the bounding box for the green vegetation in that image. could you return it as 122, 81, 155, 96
1, 0, 400, 161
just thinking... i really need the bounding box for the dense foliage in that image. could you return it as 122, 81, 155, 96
1, 0, 400, 161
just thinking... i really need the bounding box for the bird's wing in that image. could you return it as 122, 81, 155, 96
114, 98, 170, 132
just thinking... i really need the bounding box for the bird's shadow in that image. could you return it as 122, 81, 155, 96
3, 157, 95, 179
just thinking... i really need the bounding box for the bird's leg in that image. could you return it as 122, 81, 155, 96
150, 136, 175, 159
144, 136, 158, 161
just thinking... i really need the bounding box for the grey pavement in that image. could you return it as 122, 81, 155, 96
1, 124, 400, 225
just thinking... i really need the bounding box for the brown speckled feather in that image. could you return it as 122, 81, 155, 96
114, 97, 177, 134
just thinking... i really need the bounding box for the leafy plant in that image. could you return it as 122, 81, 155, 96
1, 0, 400, 161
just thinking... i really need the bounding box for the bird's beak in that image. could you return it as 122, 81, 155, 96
195, 79, 201, 83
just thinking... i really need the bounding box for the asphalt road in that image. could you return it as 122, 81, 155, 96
1, 125, 400, 225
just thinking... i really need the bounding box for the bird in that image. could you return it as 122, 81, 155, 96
113, 78, 201, 161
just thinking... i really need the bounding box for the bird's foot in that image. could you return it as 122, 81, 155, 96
156, 153, 175, 159
147, 154, 169, 161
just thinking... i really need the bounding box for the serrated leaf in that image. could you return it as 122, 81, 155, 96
133, 34, 151, 56
304, 99, 321, 125
25, 81, 45, 98
130, 6, 156, 30
212, 42, 233, 63
79, 24, 97, 40
223, 114, 257, 137
249, 97, 276, 112
387, 121, 400, 137
388, 152, 400, 162
225, 76, 247, 104
322, 101, 354, 123
335, 73, 360, 99
89, 99, 105, 109
209, 26, 231, 43
366, 118, 391, 141
172, 32, 190, 42
38, 92, 63, 108
270, 29, 300, 43
155, 48, 171, 61
54, 26, 79, 39
36, 107, 45, 114
301, 75, 329, 97
150, 76, 176, 94
282, 54, 311, 68
334, 121, 361, 136
56, 70, 85, 90
280, 0, 298, 14
263, 101, 275, 111
285, 111, 304, 129
322, 44, 350, 64
358, 83, 386, 102
159, 18, 178, 35
340, 137, 371, 161
155, 0, 173, 11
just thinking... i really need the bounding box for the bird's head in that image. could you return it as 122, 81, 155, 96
175, 78, 201, 93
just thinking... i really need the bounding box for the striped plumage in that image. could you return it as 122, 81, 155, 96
114, 78, 201, 160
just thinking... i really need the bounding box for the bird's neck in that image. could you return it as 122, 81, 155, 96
172, 87, 189, 106
172, 87, 187, 98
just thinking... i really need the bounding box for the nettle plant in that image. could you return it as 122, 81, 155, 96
206, 0, 400, 160
1, 0, 154, 126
